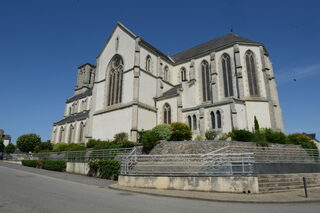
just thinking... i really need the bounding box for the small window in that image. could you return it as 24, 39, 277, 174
146, 55, 152, 72
216, 110, 222, 128
163, 103, 171, 124
164, 66, 169, 81
188, 115, 192, 128
192, 115, 197, 130
180, 67, 187, 82
210, 111, 215, 129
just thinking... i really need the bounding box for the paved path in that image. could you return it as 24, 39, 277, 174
1, 162, 320, 213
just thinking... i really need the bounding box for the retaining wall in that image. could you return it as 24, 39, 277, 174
118, 175, 259, 193
66, 162, 90, 175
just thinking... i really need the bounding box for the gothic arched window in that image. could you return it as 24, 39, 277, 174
246, 51, 259, 96
59, 127, 64, 142
164, 66, 169, 81
68, 125, 74, 143
79, 122, 85, 143
146, 55, 152, 72
188, 115, 192, 128
210, 111, 215, 129
222, 54, 234, 97
201, 60, 211, 102
216, 110, 222, 128
107, 55, 124, 106
163, 103, 171, 124
192, 115, 197, 130
180, 67, 187, 82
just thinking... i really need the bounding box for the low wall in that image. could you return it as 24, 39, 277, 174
1, 160, 22, 165
66, 162, 90, 175
118, 175, 259, 193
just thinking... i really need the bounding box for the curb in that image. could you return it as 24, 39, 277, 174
108, 184, 320, 204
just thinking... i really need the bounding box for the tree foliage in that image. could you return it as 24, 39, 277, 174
170, 122, 192, 141
16, 133, 41, 153
5, 143, 16, 154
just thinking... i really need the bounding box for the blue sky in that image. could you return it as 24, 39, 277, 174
0, 0, 319, 143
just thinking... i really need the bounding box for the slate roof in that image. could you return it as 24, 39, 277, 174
66, 89, 92, 103
54, 111, 89, 125
156, 84, 182, 100
171, 33, 263, 63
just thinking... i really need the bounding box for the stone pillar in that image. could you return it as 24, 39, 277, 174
131, 37, 141, 142
210, 52, 218, 102
177, 88, 183, 122
230, 103, 238, 130
233, 44, 244, 98
156, 56, 163, 97
189, 59, 195, 80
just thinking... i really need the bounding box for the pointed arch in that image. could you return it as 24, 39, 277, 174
187, 115, 192, 128
180, 67, 187, 82
216, 110, 222, 128
163, 103, 171, 124
192, 115, 197, 130
201, 60, 211, 101
210, 111, 215, 129
221, 54, 234, 97
146, 55, 152, 72
107, 55, 124, 106
245, 50, 259, 96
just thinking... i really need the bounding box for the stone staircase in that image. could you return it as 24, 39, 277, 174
258, 173, 320, 193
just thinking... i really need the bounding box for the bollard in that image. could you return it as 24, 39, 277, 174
303, 177, 308, 198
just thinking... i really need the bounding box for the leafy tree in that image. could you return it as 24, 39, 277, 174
205, 130, 218, 140
141, 130, 158, 149
230, 130, 254, 142
5, 143, 16, 154
254, 116, 260, 132
113, 132, 128, 143
16, 133, 41, 153
0, 138, 4, 153
170, 122, 192, 141
34, 141, 53, 153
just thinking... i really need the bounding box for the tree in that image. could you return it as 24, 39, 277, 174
0, 138, 4, 153
254, 116, 260, 132
34, 141, 53, 153
16, 133, 41, 153
5, 143, 16, 154
170, 122, 192, 141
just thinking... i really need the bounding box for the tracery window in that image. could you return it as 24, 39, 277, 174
163, 103, 171, 124
180, 67, 187, 82
245, 51, 259, 96
107, 55, 124, 106
222, 54, 234, 97
146, 55, 152, 72
201, 60, 211, 101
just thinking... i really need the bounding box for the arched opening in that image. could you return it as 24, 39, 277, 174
188, 115, 192, 128
216, 110, 222, 128
164, 66, 169, 81
79, 122, 85, 143
192, 115, 197, 130
163, 103, 171, 124
222, 54, 234, 97
246, 51, 259, 96
210, 111, 215, 129
107, 55, 124, 106
146, 55, 152, 72
201, 60, 211, 101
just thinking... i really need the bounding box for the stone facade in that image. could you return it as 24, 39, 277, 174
51, 22, 284, 144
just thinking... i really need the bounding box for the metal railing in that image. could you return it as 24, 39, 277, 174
120, 151, 254, 176
8, 148, 134, 163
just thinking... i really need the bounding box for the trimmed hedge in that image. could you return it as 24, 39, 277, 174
21, 160, 37, 168
41, 160, 66, 172
98, 160, 120, 180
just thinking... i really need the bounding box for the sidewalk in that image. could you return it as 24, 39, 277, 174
109, 184, 320, 203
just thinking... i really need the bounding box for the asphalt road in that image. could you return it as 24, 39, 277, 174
0, 163, 319, 213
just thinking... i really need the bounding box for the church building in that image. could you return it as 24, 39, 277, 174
51, 22, 284, 144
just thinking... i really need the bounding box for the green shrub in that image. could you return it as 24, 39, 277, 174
120, 140, 135, 148
152, 124, 173, 141
205, 130, 218, 140
41, 160, 66, 172
34, 141, 53, 153
141, 130, 158, 150
98, 160, 120, 180
194, 135, 204, 141
287, 133, 318, 150
113, 132, 128, 144
66, 143, 86, 151
230, 130, 254, 142
261, 128, 287, 144
253, 131, 269, 147
92, 140, 113, 150
218, 133, 232, 141
86, 139, 101, 148
4, 143, 16, 154
170, 122, 192, 141
254, 116, 260, 132
53, 143, 69, 152
21, 160, 37, 168
16, 133, 41, 153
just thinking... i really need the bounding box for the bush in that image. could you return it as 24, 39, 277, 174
170, 122, 192, 141
53, 143, 69, 152
152, 124, 173, 141
21, 160, 37, 168
194, 135, 204, 141
141, 130, 158, 150
261, 128, 287, 144
41, 160, 66, 172
16, 133, 41, 153
86, 139, 101, 148
287, 133, 318, 150
205, 130, 218, 140
98, 160, 120, 180
34, 141, 53, 153
53, 143, 86, 152
120, 140, 135, 148
5, 143, 16, 154
113, 132, 128, 144
253, 131, 269, 147
230, 130, 254, 142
